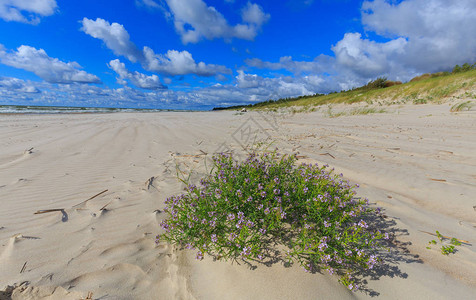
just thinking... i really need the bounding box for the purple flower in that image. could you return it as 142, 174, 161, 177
196, 251, 204, 260
260, 191, 267, 198
160, 220, 169, 231
324, 220, 330, 228
358, 220, 368, 229
241, 246, 251, 257
236, 189, 242, 197
303, 186, 309, 194
227, 213, 235, 221
273, 188, 280, 195
318, 241, 328, 251
229, 232, 237, 241
274, 177, 280, 184
211, 234, 218, 243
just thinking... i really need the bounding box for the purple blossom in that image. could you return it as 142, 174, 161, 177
241, 246, 251, 257
358, 220, 368, 229
229, 232, 237, 241
196, 251, 204, 260
211, 234, 218, 243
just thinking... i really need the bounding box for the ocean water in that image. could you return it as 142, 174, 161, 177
0, 105, 168, 114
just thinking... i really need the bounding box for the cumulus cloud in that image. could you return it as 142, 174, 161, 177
108, 59, 166, 90
241, 2, 270, 27
143, 47, 231, 76
0, 76, 40, 93
0, 45, 101, 84
246, 0, 476, 91
80, 18, 144, 63
0, 0, 57, 24
361, 0, 476, 72
81, 18, 231, 77
246, 55, 334, 74
332, 32, 407, 78
162, 0, 270, 43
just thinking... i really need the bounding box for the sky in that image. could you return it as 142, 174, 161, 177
0, 0, 475, 110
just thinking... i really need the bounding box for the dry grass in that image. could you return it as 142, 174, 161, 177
246, 70, 476, 110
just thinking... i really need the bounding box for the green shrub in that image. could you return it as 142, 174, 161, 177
159, 152, 388, 291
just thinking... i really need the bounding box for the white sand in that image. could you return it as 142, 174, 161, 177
0, 103, 475, 299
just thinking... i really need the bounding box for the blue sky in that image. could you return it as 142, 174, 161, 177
0, 0, 475, 110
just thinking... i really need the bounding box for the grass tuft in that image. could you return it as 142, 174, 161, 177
450, 101, 475, 112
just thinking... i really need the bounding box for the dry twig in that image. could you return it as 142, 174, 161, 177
34, 209, 64, 214
73, 189, 108, 208
20, 261, 27, 273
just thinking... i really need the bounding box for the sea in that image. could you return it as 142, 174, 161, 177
0, 105, 172, 114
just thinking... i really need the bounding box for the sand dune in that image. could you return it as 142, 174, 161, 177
0, 103, 475, 299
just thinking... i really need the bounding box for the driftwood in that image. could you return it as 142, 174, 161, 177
319, 152, 336, 159
429, 178, 446, 182
73, 189, 108, 208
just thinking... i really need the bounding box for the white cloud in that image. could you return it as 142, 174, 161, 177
81, 18, 231, 77
332, 32, 407, 78
80, 18, 144, 63
143, 47, 231, 76
241, 2, 270, 27
0, 45, 101, 84
162, 0, 270, 43
361, 0, 476, 72
0, 0, 57, 24
0, 76, 40, 93
135, 0, 160, 9
108, 59, 166, 90
246, 0, 476, 90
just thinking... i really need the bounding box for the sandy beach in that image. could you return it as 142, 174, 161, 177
1, 102, 475, 299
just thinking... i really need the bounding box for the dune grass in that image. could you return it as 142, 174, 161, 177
231, 70, 476, 110
450, 101, 475, 112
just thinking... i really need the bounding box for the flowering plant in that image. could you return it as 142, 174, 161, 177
159, 152, 387, 290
